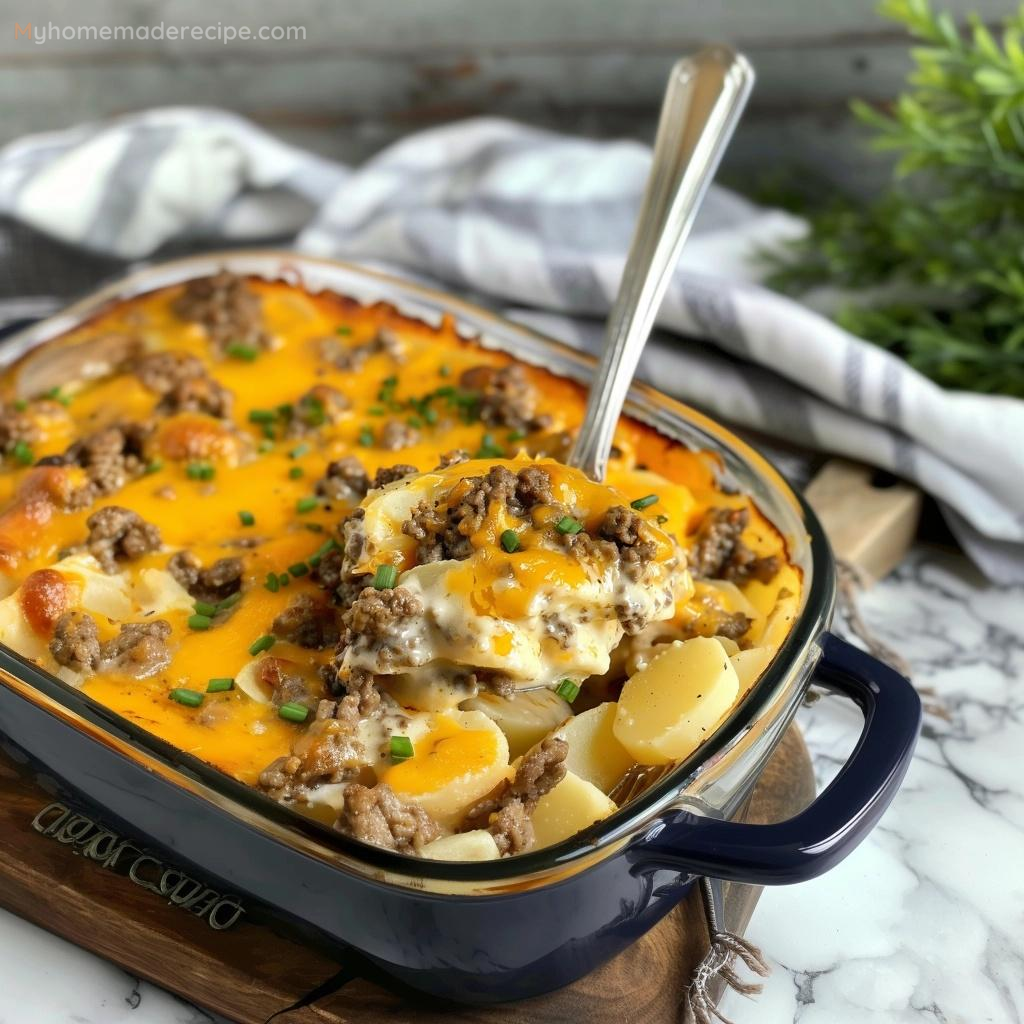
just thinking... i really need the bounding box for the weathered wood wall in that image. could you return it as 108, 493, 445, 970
0, 0, 1011, 193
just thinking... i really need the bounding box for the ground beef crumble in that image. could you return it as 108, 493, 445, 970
320, 326, 403, 371
58, 422, 152, 497
0, 403, 37, 454
315, 455, 370, 502
286, 386, 351, 435
86, 506, 162, 573
49, 611, 100, 672
462, 736, 569, 855
333, 586, 423, 672
133, 350, 234, 419
258, 715, 364, 799
336, 783, 441, 853
271, 593, 340, 650
172, 271, 271, 354
403, 464, 553, 563
458, 364, 552, 433
371, 463, 418, 489
599, 505, 658, 580
168, 551, 243, 603
690, 507, 780, 584
379, 418, 419, 451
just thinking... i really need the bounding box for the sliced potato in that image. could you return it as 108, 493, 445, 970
382, 710, 510, 828
731, 645, 774, 693
554, 702, 634, 794
531, 770, 617, 850
421, 829, 501, 862
613, 637, 739, 765
462, 689, 572, 759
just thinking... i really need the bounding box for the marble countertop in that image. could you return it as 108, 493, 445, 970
1, 543, 1019, 1024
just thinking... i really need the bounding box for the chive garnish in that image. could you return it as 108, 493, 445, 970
13, 399, 27, 412
336, 325, 352, 335
186, 461, 215, 481
279, 702, 309, 723
423, 407, 438, 425
258, 440, 274, 453
475, 433, 505, 459
288, 561, 310, 577
368, 405, 386, 416
630, 494, 659, 511
206, 677, 235, 693
296, 496, 318, 514
390, 735, 414, 762
12, 440, 33, 466
289, 466, 304, 479
277, 572, 292, 587
556, 516, 583, 535
238, 510, 255, 526
373, 564, 398, 589
358, 426, 374, 447
500, 529, 520, 553
264, 572, 280, 593
249, 635, 276, 656
289, 443, 310, 459
555, 679, 580, 703
217, 591, 242, 611
406, 416, 423, 429
226, 342, 259, 361
248, 409, 276, 423
439, 364, 451, 377
656, 514, 669, 525
276, 403, 294, 419
506, 430, 526, 443
144, 459, 164, 475
169, 688, 204, 707
187, 613, 212, 630
193, 600, 218, 617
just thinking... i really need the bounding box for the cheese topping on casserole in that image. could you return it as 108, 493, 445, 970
0, 272, 801, 861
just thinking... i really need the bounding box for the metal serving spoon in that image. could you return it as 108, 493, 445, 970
568, 47, 755, 481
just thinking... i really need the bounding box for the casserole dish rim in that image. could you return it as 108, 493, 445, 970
0, 249, 835, 888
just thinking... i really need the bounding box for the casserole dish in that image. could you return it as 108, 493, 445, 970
0, 252, 921, 1004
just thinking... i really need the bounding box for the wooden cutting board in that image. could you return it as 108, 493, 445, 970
0, 725, 814, 1024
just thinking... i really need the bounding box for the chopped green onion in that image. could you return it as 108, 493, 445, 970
288, 561, 310, 577
500, 529, 520, 553
630, 494, 659, 511
186, 461, 215, 481
249, 635, 276, 656
358, 426, 374, 447
439, 364, 451, 377
206, 677, 235, 693
225, 342, 259, 362
261, 423, 276, 440
12, 440, 33, 466
373, 564, 398, 589
45, 386, 70, 406
217, 591, 242, 611
258, 439, 274, 453
656, 514, 669, 525
12, 399, 27, 412
296, 496, 318, 514
144, 459, 164, 475
434, 385, 456, 398
248, 409, 276, 423
169, 688, 204, 707
423, 407, 438, 426
238, 510, 255, 526
264, 572, 280, 593
278, 701, 310, 723
555, 679, 580, 703
406, 415, 423, 429
556, 516, 583, 536
390, 735, 414, 762
289, 443, 310, 459
187, 613, 213, 631
368, 405, 386, 416
335, 325, 352, 335
193, 600, 218, 617
506, 430, 526, 443
298, 396, 326, 427
277, 572, 292, 587
289, 466, 304, 479
475, 433, 505, 459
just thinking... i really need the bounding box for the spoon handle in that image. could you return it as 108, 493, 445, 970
568, 47, 754, 481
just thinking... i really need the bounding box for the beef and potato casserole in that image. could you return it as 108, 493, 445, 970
0, 272, 801, 862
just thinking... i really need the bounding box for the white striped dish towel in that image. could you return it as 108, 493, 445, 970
0, 108, 1020, 581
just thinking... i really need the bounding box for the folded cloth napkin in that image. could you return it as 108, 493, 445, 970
0, 108, 1021, 581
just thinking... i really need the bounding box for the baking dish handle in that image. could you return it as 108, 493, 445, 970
630, 632, 921, 884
